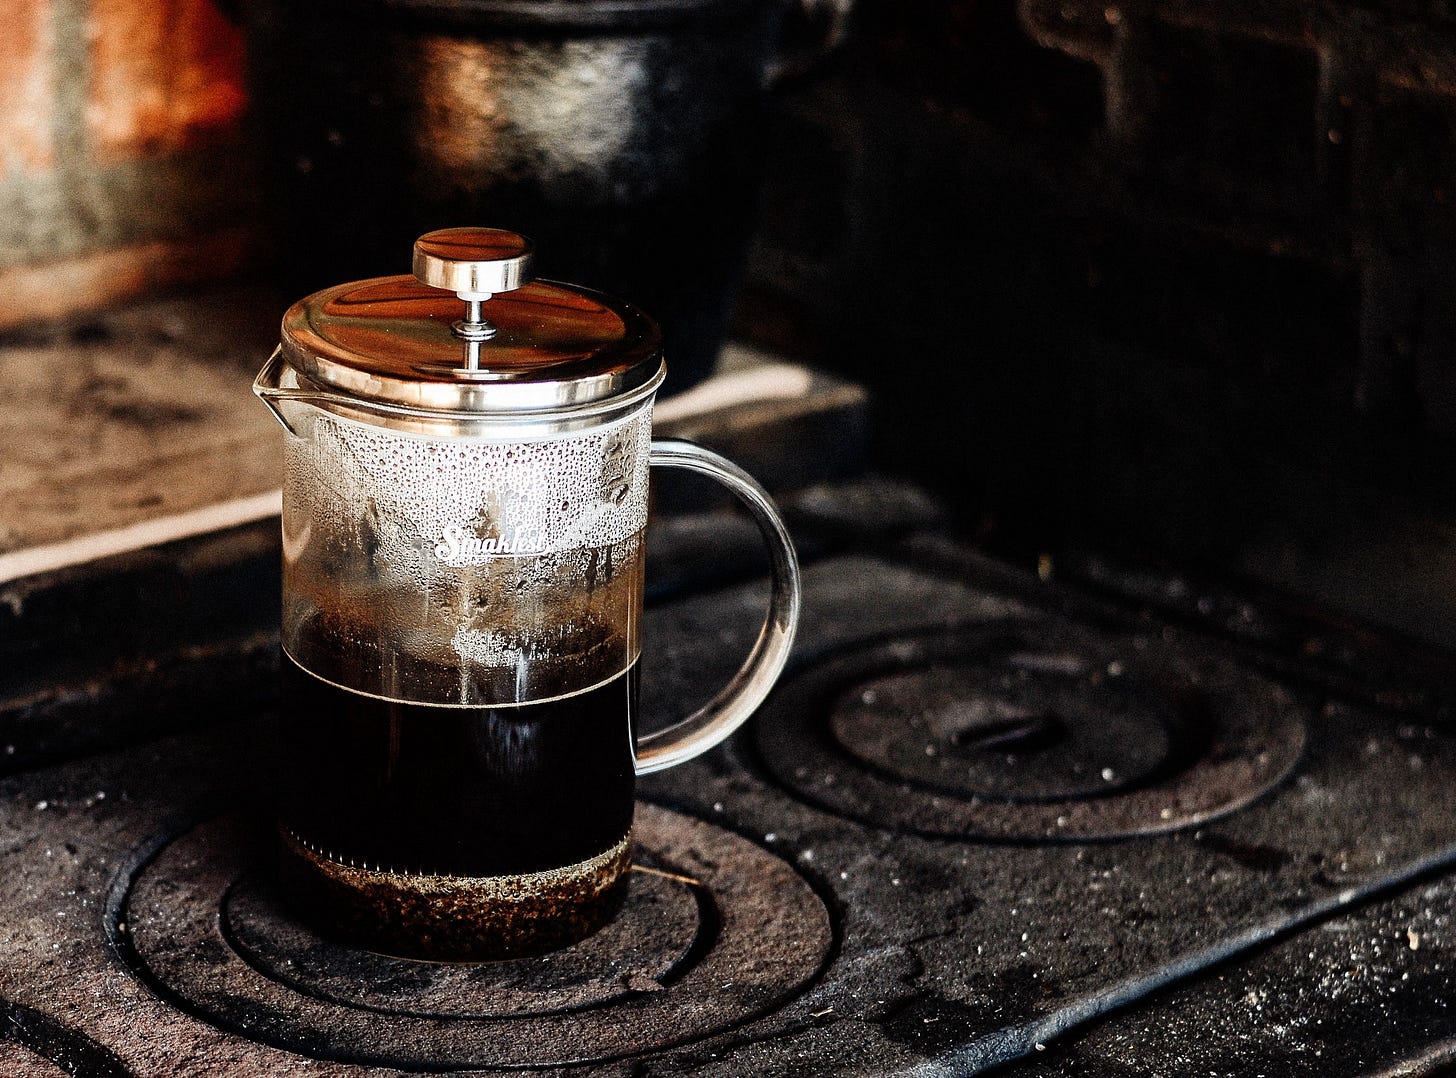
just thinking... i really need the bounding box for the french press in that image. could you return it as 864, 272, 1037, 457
253, 228, 801, 960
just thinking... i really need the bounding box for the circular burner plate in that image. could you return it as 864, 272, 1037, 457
118, 805, 831, 1068
755, 626, 1308, 841
830, 657, 1172, 801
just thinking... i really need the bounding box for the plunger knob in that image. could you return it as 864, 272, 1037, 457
412, 227, 535, 343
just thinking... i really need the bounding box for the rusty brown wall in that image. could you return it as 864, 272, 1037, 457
0, 0, 260, 328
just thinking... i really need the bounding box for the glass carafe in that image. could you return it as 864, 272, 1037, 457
254, 228, 800, 959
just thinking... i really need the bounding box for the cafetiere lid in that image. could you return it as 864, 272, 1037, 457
279, 227, 664, 415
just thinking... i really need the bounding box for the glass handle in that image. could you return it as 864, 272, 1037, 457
635, 439, 802, 775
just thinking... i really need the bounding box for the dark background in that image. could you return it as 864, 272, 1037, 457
5, 0, 1456, 646
740, 0, 1456, 647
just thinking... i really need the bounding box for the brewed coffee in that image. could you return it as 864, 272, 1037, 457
277, 653, 638, 879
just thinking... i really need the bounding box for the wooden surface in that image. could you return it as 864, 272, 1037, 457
0, 284, 282, 557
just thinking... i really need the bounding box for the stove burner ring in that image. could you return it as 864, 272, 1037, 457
114, 805, 831, 1069
755, 626, 1308, 841
1, 999, 131, 1078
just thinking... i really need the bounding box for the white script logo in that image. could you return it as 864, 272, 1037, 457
434, 523, 547, 561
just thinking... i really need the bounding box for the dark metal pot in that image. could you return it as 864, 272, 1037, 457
245, 0, 846, 392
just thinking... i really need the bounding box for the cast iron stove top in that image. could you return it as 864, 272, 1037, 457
5, 514, 1456, 1076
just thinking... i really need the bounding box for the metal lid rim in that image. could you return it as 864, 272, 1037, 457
280, 361, 667, 426
280, 274, 663, 414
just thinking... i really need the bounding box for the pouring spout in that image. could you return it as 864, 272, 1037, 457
253, 347, 309, 437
